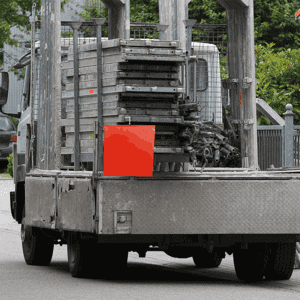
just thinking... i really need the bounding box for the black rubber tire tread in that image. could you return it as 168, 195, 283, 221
264, 243, 295, 280
233, 244, 265, 282
21, 208, 54, 266
193, 249, 223, 268
67, 233, 96, 278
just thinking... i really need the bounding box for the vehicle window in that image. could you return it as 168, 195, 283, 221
190, 58, 208, 91
0, 116, 15, 131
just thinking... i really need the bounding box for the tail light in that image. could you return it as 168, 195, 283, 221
11, 135, 17, 142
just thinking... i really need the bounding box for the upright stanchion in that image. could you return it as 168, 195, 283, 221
92, 18, 106, 174
69, 22, 82, 171
25, 124, 31, 174
183, 20, 196, 102
283, 103, 295, 167
156, 24, 169, 41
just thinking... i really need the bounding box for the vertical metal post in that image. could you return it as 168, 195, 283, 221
193, 59, 197, 103
283, 103, 295, 167
30, 3, 36, 128
29, 3, 36, 170
70, 22, 82, 171
125, 0, 130, 40
185, 55, 190, 100
92, 18, 106, 174
156, 24, 169, 41
93, 121, 99, 176
183, 20, 196, 102
25, 124, 31, 174
183, 20, 196, 54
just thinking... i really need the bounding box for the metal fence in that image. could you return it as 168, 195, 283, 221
257, 104, 300, 170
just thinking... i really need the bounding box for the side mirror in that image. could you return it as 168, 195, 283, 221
0, 72, 9, 106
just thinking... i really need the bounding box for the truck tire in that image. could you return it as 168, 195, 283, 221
264, 243, 295, 280
233, 244, 266, 282
67, 235, 128, 278
193, 248, 223, 268
67, 233, 95, 278
21, 208, 54, 266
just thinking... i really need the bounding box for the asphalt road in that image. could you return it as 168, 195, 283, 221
1, 179, 300, 300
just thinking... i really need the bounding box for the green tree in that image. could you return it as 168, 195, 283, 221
0, 0, 70, 78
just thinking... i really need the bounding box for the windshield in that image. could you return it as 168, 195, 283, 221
0, 116, 15, 131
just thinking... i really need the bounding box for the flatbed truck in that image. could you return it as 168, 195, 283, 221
3, 0, 300, 282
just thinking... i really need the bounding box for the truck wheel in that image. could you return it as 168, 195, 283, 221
21, 208, 54, 266
233, 244, 265, 282
264, 243, 295, 280
193, 248, 223, 268
67, 233, 95, 278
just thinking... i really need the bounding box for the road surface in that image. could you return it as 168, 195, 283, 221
1, 179, 300, 300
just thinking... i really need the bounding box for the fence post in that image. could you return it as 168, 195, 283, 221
283, 103, 295, 167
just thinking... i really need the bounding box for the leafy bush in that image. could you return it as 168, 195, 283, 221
5, 153, 13, 178
255, 42, 300, 125
10, 116, 19, 130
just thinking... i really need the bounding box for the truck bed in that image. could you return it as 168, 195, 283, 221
25, 168, 300, 236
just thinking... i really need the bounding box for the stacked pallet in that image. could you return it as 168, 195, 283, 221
60, 38, 190, 170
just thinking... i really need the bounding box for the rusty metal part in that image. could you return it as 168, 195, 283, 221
224, 143, 236, 153
203, 120, 214, 125
201, 131, 216, 138
214, 149, 220, 163
211, 143, 219, 150
215, 133, 226, 142
220, 147, 231, 156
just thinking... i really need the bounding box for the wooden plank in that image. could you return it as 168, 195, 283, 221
117, 79, 180, 87
61, 86, 125, 99
118, 72, 179, 79
66, 101, 179, 112
67, 39, 181, 55
120, 115, 183, 123
66, 139, 94, 148
61, 147, 94, 154
118, 39, 181, 48
125, 55, 185, 62
67, 101, 120, 110
68, 46, 183, 61
121, 92, 177, 99
66, 108, 127, 118
61, 55, 183, 71
124, 109, 179, 116
119, 102, 178, 109
66, 72, 118, 84
65, 64, 119, 77
63, 60, 122, 74
119, 64, 178, 72
65, 94, 119, 104
66, 132, 94, 140
62, 86, 183, 99
65, 125, 95, 133
61, 118, 98, 126
61, 58, 97, 70
62, 115, 126, 128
